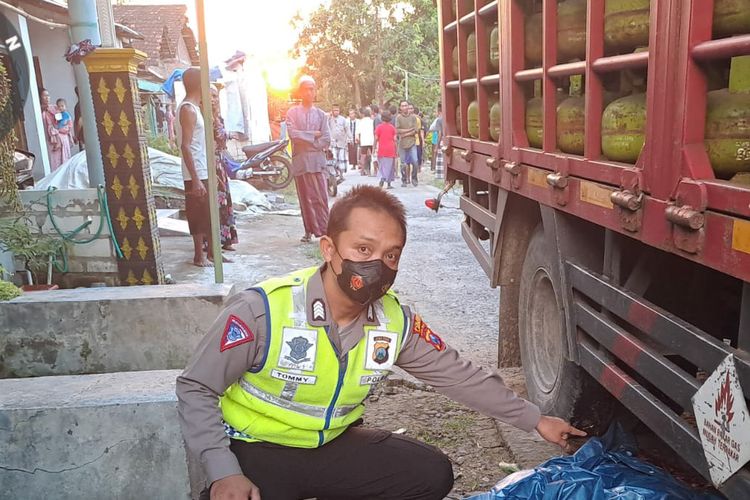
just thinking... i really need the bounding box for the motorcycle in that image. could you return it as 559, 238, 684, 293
325, 149, 344, 197
224, 139, 292, 190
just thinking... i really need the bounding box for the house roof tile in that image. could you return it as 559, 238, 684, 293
113, 4, 198, 70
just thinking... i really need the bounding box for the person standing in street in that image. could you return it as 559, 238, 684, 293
396, 100, 419, 187
371, 104, 382, 177
177, 186, 586, 500
430, 103, 443, 172
286, 75, 331, 243
175, 67, 214, 267
210, 84, 238, 253
357, 107, 374, 176
346, 108, 359, 171
328, 104, 348, 178
374, 109, 397, 188
411, 104, 425, 170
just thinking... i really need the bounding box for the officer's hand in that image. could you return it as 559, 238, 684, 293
535, 415, 587, 452
210, 474, 260, 500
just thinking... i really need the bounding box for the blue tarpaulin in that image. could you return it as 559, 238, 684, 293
466, 423, 720, 500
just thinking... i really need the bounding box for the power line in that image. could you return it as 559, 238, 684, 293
393, 65, 440, 81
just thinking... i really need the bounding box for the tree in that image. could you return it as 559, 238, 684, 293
292, 0, 440, 115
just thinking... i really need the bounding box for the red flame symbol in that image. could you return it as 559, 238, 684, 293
715, 371, 735, 424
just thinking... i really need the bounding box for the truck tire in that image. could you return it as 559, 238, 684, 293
519, 225, 613, 431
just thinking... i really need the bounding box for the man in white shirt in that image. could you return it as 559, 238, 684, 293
175, 67, 213, 267
357, 107, 375, 175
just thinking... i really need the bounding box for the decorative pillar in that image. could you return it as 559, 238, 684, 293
95, 0, 117, 47
84, 48, 164, 286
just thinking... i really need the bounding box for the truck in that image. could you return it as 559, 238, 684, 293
436, 0, 750, 496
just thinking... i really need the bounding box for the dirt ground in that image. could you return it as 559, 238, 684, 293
162, 170, 555, 498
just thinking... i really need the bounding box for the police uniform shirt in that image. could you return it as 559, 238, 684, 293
176, 268, 541, 485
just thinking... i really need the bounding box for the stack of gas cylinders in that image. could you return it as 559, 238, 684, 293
452, 0, 750, 180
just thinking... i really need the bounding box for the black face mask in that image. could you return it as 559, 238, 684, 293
333, 251, 397, 306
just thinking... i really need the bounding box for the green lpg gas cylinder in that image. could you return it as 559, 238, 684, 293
557, 76, 586, 154
705, 56, 750, 179
456, 104, 462, 136
526, 97, 543, 148
713, 0, 750, 38
558, 0, 588, 62
602, 93, 647, 163
467, 100, 480, 138
490, 99, 502, 142
557, 97, 586, 154
452, 46, 459, 79
467, 31, 477, 77
604, 0, 650, 53
525, 12, 543, 66
489, 23, 500, 72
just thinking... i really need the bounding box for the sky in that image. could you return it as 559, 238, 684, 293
120, 0, 327, 90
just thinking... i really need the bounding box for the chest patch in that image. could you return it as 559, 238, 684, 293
278, 328, 318, 372
364, 330, 398, 371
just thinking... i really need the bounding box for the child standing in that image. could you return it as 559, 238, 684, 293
374, 110, 398, 189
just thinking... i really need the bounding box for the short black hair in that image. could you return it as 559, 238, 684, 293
381, 110, 392, 122
372, 104, 379, 113
389, 105, 397, 115
400, 99, 409, 106
56, 98, 66, 105
327, 185, 407, 244
183, 67, 201, 94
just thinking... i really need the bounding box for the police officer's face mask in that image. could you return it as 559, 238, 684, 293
332, 249, 397, 306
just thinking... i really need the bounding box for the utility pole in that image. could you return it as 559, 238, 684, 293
195, 0, 223, 283
68, 0, 105, 187
394, 65, 408, 101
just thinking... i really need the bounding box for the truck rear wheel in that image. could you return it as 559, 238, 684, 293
519, 226, 612, 431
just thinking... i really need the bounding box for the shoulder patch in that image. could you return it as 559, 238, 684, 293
412, 314, 446, 352
220, 314, 255, 352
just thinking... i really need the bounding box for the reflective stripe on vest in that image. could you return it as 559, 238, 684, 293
238, 377, 360, 420
220, 266, 407, 448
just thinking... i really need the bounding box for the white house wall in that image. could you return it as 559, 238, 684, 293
27, 21, 76, 131
4, 10, 50, 177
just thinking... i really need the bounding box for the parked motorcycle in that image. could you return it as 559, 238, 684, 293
325, 149, 344, 197
224, 139, 292, 190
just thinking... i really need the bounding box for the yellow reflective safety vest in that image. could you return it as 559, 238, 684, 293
220, 266, 408, 448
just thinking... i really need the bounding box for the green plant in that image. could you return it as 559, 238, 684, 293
0, 279, 21, 301
0, 58, 20, 211
0, 217, 65, 284
148, 134, 180, 157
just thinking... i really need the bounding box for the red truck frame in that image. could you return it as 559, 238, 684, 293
438, 0, 750, 496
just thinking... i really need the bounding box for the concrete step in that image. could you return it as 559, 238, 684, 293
157, 209, 190, 237
0, 370, 204, 499
1, 283, 235, 378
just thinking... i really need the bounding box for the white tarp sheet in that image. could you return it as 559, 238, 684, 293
30, 148, 271, 212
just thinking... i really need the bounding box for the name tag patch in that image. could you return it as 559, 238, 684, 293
360, 374, 388, 385
364, 330, 398, 371
271, 369, 317, 385
278, 327, 318, 372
